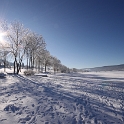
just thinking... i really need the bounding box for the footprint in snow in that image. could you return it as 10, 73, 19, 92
4, 104, 19, 113
18, 115, 31, 123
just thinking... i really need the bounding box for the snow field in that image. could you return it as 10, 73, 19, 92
0, 70, 124, 124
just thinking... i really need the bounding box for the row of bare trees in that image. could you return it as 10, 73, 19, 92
0, 21, 69, 74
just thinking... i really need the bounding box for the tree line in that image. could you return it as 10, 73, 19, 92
0, 21, 70, 74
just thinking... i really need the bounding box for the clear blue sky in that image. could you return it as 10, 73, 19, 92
0, 0, 124, 69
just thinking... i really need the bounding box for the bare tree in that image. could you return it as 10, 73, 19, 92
34, 47, 46, 72
59, 64, 69, 73
1, 21, 29, 74
0, 43, 10, 72
41, 50, 51, 72
51, 56, 61, 73
25, 32, 46, 70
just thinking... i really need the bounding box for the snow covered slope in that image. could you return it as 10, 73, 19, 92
0, 71, 124, 124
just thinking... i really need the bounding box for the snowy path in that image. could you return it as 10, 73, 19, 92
0, 71, 124, 124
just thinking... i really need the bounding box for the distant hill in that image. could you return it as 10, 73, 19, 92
88, 64, 124, 72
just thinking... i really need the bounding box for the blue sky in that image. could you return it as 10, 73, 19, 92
0, 0, 124, 69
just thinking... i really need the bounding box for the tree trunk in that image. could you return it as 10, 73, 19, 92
32, 51, 34, 69
14, 57, 17, 74
14, 61, 15, 74
17, 60, 22, 74
28, 57, 31, 69
17, 63, 19, 74
30, 56, 32, 69
27, 57, 28, 70
45, 63, 47, 72
38, 59, 40, 72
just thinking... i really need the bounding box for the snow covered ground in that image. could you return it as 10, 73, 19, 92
0, 69, 124, 124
